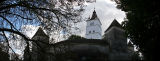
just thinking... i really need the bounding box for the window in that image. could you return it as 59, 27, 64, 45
93, 30, 95, 33
89, 31, 91, 33
90, 22, 94, 25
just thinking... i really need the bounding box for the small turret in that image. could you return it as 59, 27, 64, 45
31, 27, 49, 61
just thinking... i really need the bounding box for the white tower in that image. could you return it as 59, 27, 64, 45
85, 9, 102, 39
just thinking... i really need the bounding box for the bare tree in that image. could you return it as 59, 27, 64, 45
0, 0, 89, 60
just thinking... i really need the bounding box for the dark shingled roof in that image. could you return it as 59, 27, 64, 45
32, 27, 49, 39
90, 10, 98, 20
105, 19, 122, 32
87, 9, 102, 25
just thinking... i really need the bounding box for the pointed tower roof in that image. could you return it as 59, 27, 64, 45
90, 9, 98, 20
105, 19, 122, 32
32, 27, 48, 39
87, 9, 102, 25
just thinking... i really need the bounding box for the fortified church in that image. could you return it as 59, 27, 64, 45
24, 9, 134, 61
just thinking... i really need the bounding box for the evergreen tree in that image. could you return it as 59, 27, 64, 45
68, 35, 86, 40
114, 0, 159, 60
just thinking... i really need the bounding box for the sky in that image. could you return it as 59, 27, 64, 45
75, 0, 126, 37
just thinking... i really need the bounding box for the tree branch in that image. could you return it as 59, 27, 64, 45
0, 28, 51, 45
0, 15, 18, 31
0, 12, 33, 20
2, 31, 19, 59
0, 3, 21, 11
0, 28, 30, 41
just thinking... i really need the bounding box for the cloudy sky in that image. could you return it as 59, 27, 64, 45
76, 0, 126, 37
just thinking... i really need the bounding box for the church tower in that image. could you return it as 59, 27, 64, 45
85, 9, 102, 39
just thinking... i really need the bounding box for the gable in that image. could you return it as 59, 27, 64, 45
31, 27, 49, 40
105, 19, 122, 32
